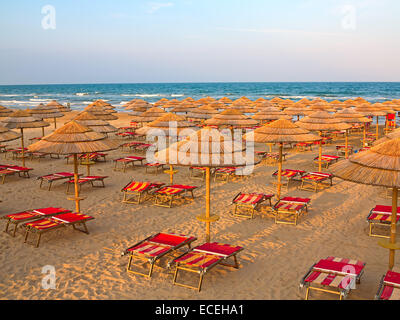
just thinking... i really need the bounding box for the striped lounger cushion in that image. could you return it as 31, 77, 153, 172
156, 187, 185, 196
368, 205, 400, 222
233, 193, 268, 205
304, 257, 365, 290
380, 271, 400, 300
5, 207, 71, 221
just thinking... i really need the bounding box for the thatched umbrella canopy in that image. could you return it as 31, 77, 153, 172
83, 106, 118, 121
205, 109, 259, 130
283, 104, 312, 121
0, 126, 21, 143
47, 100, 70, 112
255, 101, 275, 110
309, 102, 336, 113
130, 106, 166, 124
170, 102, 198, 114
218, 97, 232, 105
137, 113, 197, 184
0, 106, 14, 118
30, 103, 64, 131
296, 111, 352, 171
124, 100, 152, 111
73, 111, 118, 134
244, 119, 321, 199
187, 105, 219, 122
155, 127, 259, 241
28, 121, 120, 212
373, 127, 400, 146
153, 98, 169, 107
330, 138, 400, 270
334, 108, 373, 158
252, 107, 291, 124
2, 110, 50, 166
355, 104, 387, 140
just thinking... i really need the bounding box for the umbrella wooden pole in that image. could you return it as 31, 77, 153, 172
73, 154, 81, 213
206, 167, 211, 242
42, 127, 45, 137
363, 124, 366, 147
20, 128, 25, 167
277, 143, 283, 200
376, 116, 379, 140
169, 165, 174, 184
318, 131, 322, 172
54, 117, 57, 129
389, 187, 398, 270
345, 130, 349, 159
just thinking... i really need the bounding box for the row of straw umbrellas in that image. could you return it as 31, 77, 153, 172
1, 96, 399, 271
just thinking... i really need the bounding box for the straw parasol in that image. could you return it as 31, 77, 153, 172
283, 103, 312, 121
137, 113, 197, 183
373, 127, 400, 146
2, 110, 50, 166
47, 100, 70, 112
296, 111, 352, 171
130, 107, 166, 125
155, 127, 259, 242
355, 104, 387, 141
0, 126, 21, 143
30, 103, 64, 131
205, 109, 259, 130
83, 106, 118, 121
28, 121, 120, 212
0, 106, 14, 118
251, 107, 291, 123
73, 111, 118, 134
187, 105, 219, 122
244, 119, 320, 199
330, 138, 400, 270
170, 102, 198, 115
334, 108, 372, 158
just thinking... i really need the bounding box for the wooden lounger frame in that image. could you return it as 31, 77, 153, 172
124, 234, 196, 278
300, 261, 365, 300
171, 247, 243, 292
231, 193, 273, 219
23, 215, 93, 248
272, 199, 310, 225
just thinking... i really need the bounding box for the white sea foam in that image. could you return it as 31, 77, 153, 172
75, 93, 89, 96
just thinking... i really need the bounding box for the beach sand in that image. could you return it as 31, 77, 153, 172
0, 112, 397, 300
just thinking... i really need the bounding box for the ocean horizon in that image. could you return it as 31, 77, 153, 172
0, 81, 399, 112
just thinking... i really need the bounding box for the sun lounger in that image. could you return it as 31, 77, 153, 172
214, 167, 239, 182
65, 176, 108, 193
336, 145, 353, 156
113, 156, 146, 172
231, 192, 273, 219
295, 142, 313, 152
367, 205, 400, 238
272, 197, 311, 225
313, 155, 340, 168
375, 269, 400, 300
153, 186, 188, 208
0, 164, 33, 183
120, 141, 146, 152
169, 242, 244, 291
189, 166, 209, 180
122, 232, 197, 278
1, 207, 71, 237
299, 172, 333, 192
300, 256, 366, 300
121, 181, 165, 204
23, 212, 94, 247
38, 172, 81, 191
145, 162, 166, 174
272, 169, 306, 192
166, 184, 198, 199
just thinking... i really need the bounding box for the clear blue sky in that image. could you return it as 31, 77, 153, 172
0, 0, 399, 84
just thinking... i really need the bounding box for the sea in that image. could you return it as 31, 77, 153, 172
0, 82, 399, 112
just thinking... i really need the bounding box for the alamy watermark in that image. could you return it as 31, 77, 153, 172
41, 5, 56, 30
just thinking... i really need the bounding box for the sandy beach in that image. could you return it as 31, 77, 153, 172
0, 111, 396, 300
